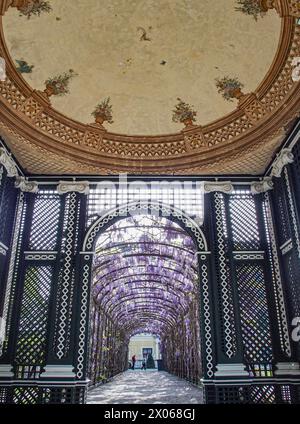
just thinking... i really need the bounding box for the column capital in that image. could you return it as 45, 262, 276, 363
203, 181, 234, 194
271, 148, 294, 178
57, 180, 90, 195
251, 177, 274, 194
0, 147, 19, 177
15, 176, 39, 193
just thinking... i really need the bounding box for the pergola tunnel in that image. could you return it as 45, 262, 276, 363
88, 214, 202, 386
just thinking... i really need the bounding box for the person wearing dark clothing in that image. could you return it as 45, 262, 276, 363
131, 355, 136, 370
141, 359, 146, 370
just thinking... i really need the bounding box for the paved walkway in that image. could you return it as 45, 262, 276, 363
87, 370, 203, 404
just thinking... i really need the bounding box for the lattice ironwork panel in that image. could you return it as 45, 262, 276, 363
236, 264, 273, 363
0, 166, 5, 204
0, 176, 16, 246
0, 387, 8, 403
249, 385, 275, 404
262, 193, 291, 357
29, 191, 61, 251
229, 193, 260, 251
15, 266, 52, 365
13, 387, 39, 404
272, 179, 292, 246
0, 193, 26, 357
292, 140, 300, 181
214, 193, 237, 358
0, 385, 87, 404
286, 254, 300, 317
87, 181, 204, 227
280, 385, 292, 404
54, 193, 81, 359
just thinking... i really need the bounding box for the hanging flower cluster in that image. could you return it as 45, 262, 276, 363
92, 215, 198, 337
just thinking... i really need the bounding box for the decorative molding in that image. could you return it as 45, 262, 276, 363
0, 242, 8, 257
284, 168, 300, 258
0, 6, 299, 175
57, 180, 90, 195
214, 363, 248, 377
41, 365, 76, 379
233, 251, 265, 260
0, 192, 24, 357
25, 252, 57, 261
251, 177, 273, 194
274, 362, 300, 376
263, 192, 291, 357
271, 148, 294, 178
204, 181, 234, 194
15, 176, 38, 193
0, 147, 18, 177
0, 363, 13, 378
280, 239, 293, 255
214, 193, 237, 359
56, 192, 77, 360
0, 317, 6, 344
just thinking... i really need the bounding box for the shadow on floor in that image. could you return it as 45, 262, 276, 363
87, 370, 203, 404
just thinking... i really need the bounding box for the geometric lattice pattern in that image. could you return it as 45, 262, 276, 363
29, 191, 61, 250
15, 266, 52, 364
249, 385, 275, 404
87, 181, 204, 227
287, 255, 300, 317
229, 193, 260, 251
214, 193, 237, 358
273, 178, 292, 246
0, 385, 87, 404
54, 193, 78, 359
236, 264, 273, 364
13, 387, 39, 404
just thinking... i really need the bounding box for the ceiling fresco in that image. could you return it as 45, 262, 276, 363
0, 0, 299, 175
2, 0, 281, 135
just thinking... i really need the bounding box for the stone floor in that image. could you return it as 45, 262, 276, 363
87, 370, 204, 404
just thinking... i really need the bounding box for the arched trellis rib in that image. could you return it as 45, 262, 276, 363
81, 201, 211, 386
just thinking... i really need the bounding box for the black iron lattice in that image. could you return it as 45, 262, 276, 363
13, 387, 39, 404
236, 264, 273, 363
29, 192, 61, 251
0, 176, 16, 246
249, 385, 275, 404
15, 266, 52, 365
286, 254, 300, 317
272, 179, 292, 246
229, 194, 260, 251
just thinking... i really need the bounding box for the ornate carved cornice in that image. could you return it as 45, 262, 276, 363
0, 0, 299, 175
203, 181, 234, 194
251, 177, 274, 194
0, 146, 18, 176
271, 148, 294, 177
15, 176, 38, 193
57, 180, 90, 195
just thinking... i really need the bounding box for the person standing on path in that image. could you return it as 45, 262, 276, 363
131, 354, 136, 370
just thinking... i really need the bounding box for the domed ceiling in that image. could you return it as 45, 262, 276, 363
2, 0, 281, 135
0, 0, 299, 175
